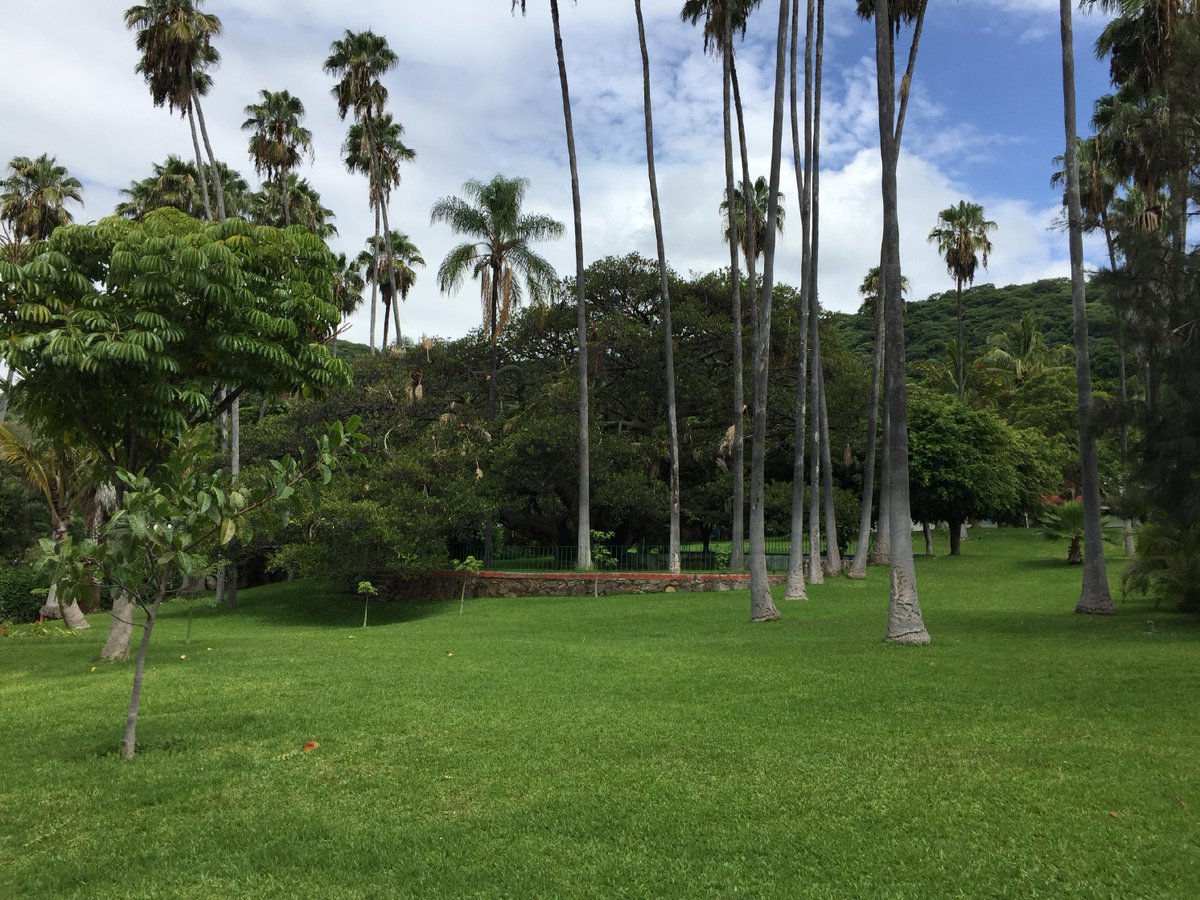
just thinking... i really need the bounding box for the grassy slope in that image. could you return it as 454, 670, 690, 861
2, 529, 1197, 898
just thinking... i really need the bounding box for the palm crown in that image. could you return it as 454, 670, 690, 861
1, 154, 84, 244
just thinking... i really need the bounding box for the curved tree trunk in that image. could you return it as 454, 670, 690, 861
748, 0, 789, 623
377, 183, 403, 348
187, 105, 214, 221
369, 206, 380, 352
724, 21, 747, 573
550, 0, 591, 571
101, 591, 136, 662
192, 91, 226, 221
784, 0, 813, 601
635, 0, 681, 574
1059, 0, 1114, 615
875, 0, 930, 646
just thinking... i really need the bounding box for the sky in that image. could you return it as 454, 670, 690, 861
0, 1, 1116, 346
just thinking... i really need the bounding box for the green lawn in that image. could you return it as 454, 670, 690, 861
2, 529, 1198, 898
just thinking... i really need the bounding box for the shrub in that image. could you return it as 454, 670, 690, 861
0, 568, 42, 623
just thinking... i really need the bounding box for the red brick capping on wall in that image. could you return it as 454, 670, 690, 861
379, 570, 785, 602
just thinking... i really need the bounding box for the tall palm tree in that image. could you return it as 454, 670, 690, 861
242, 89, 313, 227
866, 0, 931, 645
356, 232, 424, 349
720, 175, 785, 271
0, 154, 83, 244
431, 175, 563, 419
512, 0, 593, 570
745, 0, 789, 623
635, 0, 683, 575
124, 0, 226, 220
1059, 0, 1116, 615
682, 0, 763, 571
116, 156, 248, 221
344, 114, 415, 348
325, 30, 407, 352
927, 200, 996, 399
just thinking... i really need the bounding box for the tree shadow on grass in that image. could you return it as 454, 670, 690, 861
932, 603, 1200, 643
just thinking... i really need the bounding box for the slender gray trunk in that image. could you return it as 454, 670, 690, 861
1059, 0, 1114, 615
956, 280, 965, 399
784, 0, 812, 600
748, 0, 789, 623
281, 170, 292, 227
122, 580, 166, 761
100, 591, 136, 662
191, 91, 226, 221
187, 105, 214, 221
225, 393, 240, 610
723, 18, 746, 573
807, 281, 824, 585
369, 205, 380, 352
635, 0, 681, 574
550, 0, 591, 570
377, 189, 403, 348
870, 395, 892, 566
850, 250, 885, 578
818, 354, 841, 574
876, 0, 930, 645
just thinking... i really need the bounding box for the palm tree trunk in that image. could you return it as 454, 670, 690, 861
748, 0, 789, 623
850, 251, 885, 578
818, 355, 841, 574
956, 279, 965, 398
369, 206, 380, 352
870, 394, 892, 566
635, 0, 681, 575
807, 294, 824, 585
377, 188, 403, 348
875, 0, 930, 645
730, 53, 757, 572
225, 393, 240, 610
724, 17, 747, 573
784, 0, 812, 601
550, 0, 592, 571
187, 105, 214, 221
381, 293, 391, 348
191, 91, 226, 221
281, 170, 292, 227
1059, 0, 1114, 615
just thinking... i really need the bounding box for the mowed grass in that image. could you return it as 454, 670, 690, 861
2, 530, 1198, 898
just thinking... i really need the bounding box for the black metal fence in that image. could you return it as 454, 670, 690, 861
449, 539, 810, 573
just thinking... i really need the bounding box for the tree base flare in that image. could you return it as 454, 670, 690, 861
885, 628, 932, 646
751, 607, 782, 622
1075, 598, 1116, 616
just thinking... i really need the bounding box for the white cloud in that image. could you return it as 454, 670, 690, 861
0, 0, 1100, 347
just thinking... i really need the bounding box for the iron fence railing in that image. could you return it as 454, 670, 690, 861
447, 538, 844, 573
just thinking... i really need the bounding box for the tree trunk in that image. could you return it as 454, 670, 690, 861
101, 591, 136, 662
850, 244, 886, 578
122, 579, 167, 761
191, 91, 226, 221
731, 53, 757, 571
225, 393, 240, 610
956, 279, 965, 399
377, 177, 403, 348
748, 0, 789, 623
724, 19, 747, 573
818, 354, 842, 574
807, 270, 824, 586
550, 0, 591, 571
784, 0, 812, 601
1059, 0, 1114, 615
923, 521, 932, 556
1067, 534, 1083, 565
635, 0, 681, 575
368, 207, 380, 352
281, 170, 292, 227
948, 517, 962, 556
187, 105, 213, 221
875, 0, 930, 646
870, 394, 892, 566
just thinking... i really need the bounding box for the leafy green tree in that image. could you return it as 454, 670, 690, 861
908, 390, 1057, 555
0, 209, 349, 657
431, 175, 562, 420
927, 200, 997, 400
242, 89, 313, 228
38, 419, 364, 760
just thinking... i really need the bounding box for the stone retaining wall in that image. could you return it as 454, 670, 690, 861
376, 570, 785, 602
